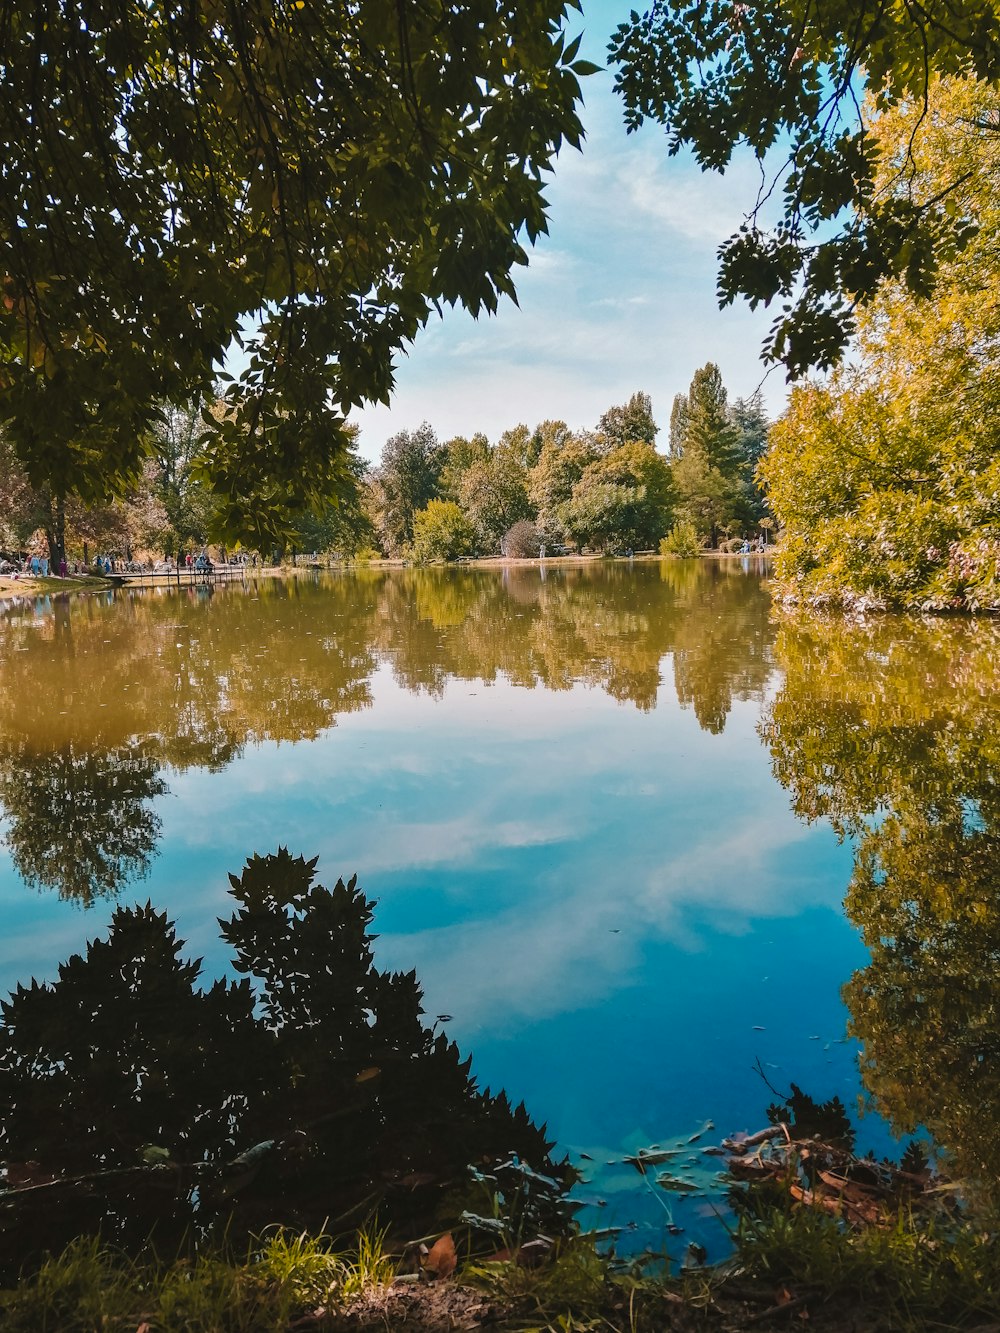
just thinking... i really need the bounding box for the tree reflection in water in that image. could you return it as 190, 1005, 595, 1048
0, 741, 165, 904
0, 563, 774, 903
762, 611, 1000, 1203
0, 851, 573, 1274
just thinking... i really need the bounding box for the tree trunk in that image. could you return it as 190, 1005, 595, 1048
43, 492, 66, 571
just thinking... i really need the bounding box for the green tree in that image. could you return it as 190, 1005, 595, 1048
148, 401, 221, 552
370, 424, 441, 555
730, 390, 771, 528
287, 426, 374, 557
610, 2, 1000, 374
458, 442, 533, 551
668, 393, 689, 460
0, 1, 589, 542
437, 433, 491, 503
411, 499, 477, 562
497, 423, 543, 472
761, 79, 1000, 610
527, 428, 599, 540
0, 430, 169, 565
597, 390, 658, 450
672, 364, 743, 547
557, 440, 674, 551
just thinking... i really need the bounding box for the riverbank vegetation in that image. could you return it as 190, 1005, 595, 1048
762, 79, 1000, 612
4, 1226, 997, 1332
4, 1143, 1000, 1332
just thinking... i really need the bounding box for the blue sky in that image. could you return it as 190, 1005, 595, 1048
351, 0, 789, 464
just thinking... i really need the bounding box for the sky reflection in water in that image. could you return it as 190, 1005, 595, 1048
0, 562, 882, 1252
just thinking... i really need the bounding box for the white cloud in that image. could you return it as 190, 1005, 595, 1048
351, 39, 788, 463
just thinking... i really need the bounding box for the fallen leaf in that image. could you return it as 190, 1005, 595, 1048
423, 1232, 457, 1279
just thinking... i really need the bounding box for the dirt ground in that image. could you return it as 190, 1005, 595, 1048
298, 1278, 957, 1332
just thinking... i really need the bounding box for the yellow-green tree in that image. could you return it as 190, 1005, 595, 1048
411, 499, 477, 562
762, 78, 1000, 610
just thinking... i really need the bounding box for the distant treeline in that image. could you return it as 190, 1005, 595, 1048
0, 367, 771, 565
361, 369, 771, 561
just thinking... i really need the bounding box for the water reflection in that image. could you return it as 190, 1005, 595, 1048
0, 562, 773, 902
763, 612, 1000, 1200
0, 741, 165, 904
0, 850, 572, 1273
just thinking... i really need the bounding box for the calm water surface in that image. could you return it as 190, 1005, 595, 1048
0, 560, 995, 1257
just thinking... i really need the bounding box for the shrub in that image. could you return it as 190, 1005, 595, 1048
659, 520, 702, 558
410, 500, 476, 562
503, 519, 542, 558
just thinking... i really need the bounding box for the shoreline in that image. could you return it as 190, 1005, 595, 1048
0, 573, 113, 602
0, 552, 775, 606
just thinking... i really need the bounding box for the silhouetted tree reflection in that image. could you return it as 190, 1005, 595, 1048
762, 611, 1000, 1203
0, 851, 572, 1273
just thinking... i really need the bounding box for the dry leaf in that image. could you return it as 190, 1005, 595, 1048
423, 1232, 457, 1279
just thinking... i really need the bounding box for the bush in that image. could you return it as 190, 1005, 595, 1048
503, 519, 542, 558
410, 500, 476, 562
659, 520, 702, 558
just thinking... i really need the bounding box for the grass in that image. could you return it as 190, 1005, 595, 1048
730, 1200, 1000, 1331
3, 1205, 1000, 1331
0, 1224, 397, 1333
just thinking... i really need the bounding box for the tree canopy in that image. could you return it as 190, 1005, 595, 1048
0, 0, 590, 541
610, 2, 1000, 375
762, 78, 1000, 610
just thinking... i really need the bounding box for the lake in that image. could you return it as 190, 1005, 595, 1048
0, 559, 995, 1262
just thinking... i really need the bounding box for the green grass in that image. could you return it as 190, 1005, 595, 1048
4, 1207, 1000, 1332
0, 1225, 396, 1333
731, 1200, 1000, 1331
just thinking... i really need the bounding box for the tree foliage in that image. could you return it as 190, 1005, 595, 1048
610, 2, 1000, 374
0, 430, 169, 565
0, 0, 589, 540
411, 499, 476, 562
557, 440, 674, 551
458, 441, 532, 551
597, 390, 658, 450
527, 427, 598, 537
368, 424, 441, 555
670, 363, 758, 546
762, 79, 1000, 610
